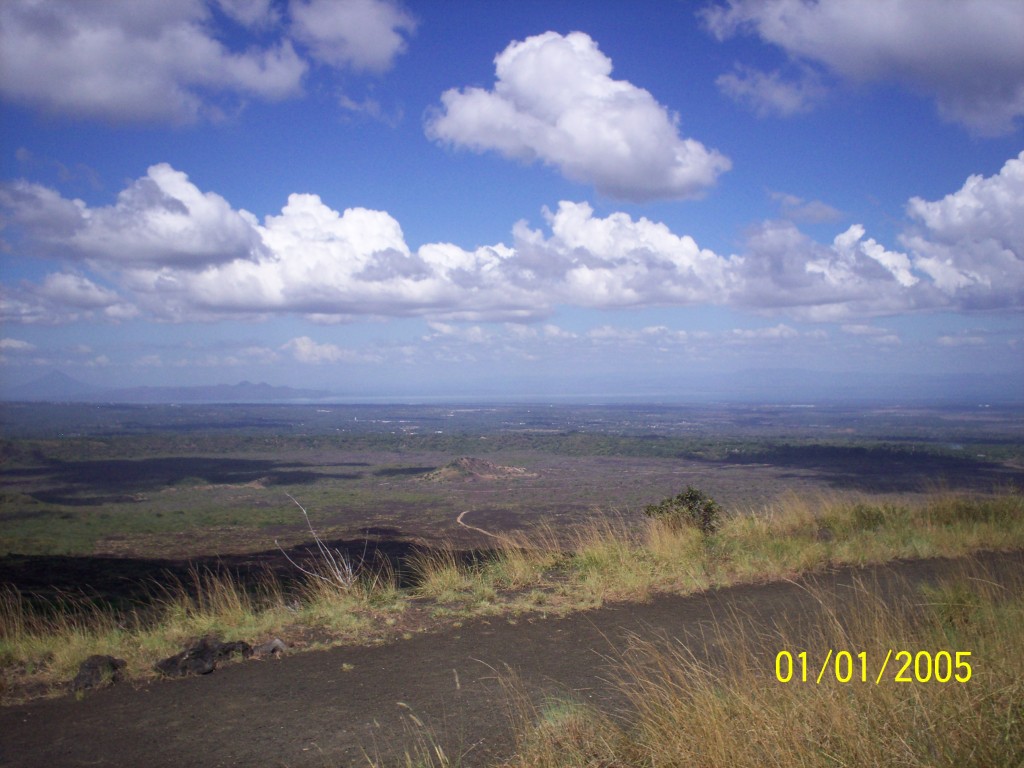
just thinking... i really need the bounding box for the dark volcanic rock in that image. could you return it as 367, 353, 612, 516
154, 637, 252, 678
72, 655, 126, 692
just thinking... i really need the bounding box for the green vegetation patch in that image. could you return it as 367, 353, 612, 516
643, 485, 723, 535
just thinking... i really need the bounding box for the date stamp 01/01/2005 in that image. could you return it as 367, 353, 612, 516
775, 650, 973, 685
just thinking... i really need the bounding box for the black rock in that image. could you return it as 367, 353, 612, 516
154, 636, 252, 678
72, 655, 126, 692
155, 649, 214, 677
216, 640, 253, 661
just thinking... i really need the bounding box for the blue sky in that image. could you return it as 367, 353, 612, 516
1, 0, 1022, 402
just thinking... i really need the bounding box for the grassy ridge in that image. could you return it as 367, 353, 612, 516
2, 490, 1022, 702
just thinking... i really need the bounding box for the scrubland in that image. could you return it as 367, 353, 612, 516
3, 489, 1021, 708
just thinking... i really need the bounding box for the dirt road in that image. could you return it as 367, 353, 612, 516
456, 509, 501, 539
2, 550, 1021, 767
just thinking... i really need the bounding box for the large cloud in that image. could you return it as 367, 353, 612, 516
1, 273, 137, 325
734, 220, 925, 320
2, 156, 1021, 325
902, 151, 1024, 307
166, 194, 475, 318
512, 202, 738, 307
702, 0, 1024, 135
0, 164, 266, 267
426, 31, 731, 201
0, 0, 413, 122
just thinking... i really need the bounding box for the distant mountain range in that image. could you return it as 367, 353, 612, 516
2, 372, 333, 404
1, 369, 1017, 406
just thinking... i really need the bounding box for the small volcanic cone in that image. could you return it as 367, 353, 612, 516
422, 457, 533, 482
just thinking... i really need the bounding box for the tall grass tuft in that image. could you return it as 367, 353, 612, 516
298, 554, 403, 633
566, 516, 658, 603
149, 566, 288, 648
0, 586, 127, 683
409, 547, 497, 608
485, 525, 566, 591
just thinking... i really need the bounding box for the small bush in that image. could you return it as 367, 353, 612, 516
644, 486, 722, 536
850, 503, 886, 531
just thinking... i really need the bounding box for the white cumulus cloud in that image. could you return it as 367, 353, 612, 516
426, 31, 730, 201
215, 0, 279, 28
513, 201, 739, 308
1, 272, 137, 325
290, 0, 416, 72
0, 164, 266, 268
729, 323, 799, 340
0, 0, 413, 123
2, 156, 1021, 326
0, 0, 305, 122
733, 220, 919, 319
36, 273, 124, 309
702, 0, 1024, 135
903, 151, 1024, 307
769, 191, 842, 222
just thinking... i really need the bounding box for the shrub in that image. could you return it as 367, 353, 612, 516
644, 486, 722, 536
850, 502, 887, 531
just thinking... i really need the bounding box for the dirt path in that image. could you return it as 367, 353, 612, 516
2, 550, 1021, 768
456, 509, 501, 540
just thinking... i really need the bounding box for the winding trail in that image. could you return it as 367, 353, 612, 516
456, 509, 502, 540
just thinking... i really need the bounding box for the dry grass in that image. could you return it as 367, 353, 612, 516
1, 567, 301, 687
0, 561, 397, 697
409, 547, 498, 609
0, 586, 129, 683
486, 525, 566, 590
2, 489, 1022, 702
360, 702, 457, 768
500, 564, 1024, 768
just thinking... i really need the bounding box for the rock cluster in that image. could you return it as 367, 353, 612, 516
69, 636, 288, 692
154, 636, 252, 677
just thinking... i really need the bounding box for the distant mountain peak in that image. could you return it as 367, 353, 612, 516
1, 375, 332, 404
